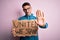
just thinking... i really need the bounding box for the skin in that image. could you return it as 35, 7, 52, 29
23, 5, 32, 16
12, 5, 46, 37
23, 5, 46, 26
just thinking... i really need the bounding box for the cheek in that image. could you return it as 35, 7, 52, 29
29, 9, 32, 12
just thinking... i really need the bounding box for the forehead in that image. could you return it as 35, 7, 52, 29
23, 5, 31, 9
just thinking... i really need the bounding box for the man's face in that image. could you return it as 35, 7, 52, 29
23, 5, 32, 15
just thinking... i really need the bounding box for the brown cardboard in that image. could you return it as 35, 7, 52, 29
12, 20, 38, 37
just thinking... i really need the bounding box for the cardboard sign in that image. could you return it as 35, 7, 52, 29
12, 20, 38, 37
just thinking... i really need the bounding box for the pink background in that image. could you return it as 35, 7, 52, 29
0, 0, 60, 40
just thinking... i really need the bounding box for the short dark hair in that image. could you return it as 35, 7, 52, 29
22, 2, 31, 8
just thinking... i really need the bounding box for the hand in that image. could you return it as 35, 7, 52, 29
12, 28, 16, 37
36, 10, 45, 26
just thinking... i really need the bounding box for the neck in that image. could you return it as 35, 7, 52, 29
26, 13, 31, 16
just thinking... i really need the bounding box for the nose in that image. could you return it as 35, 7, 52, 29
26, 10, 28, 12
26, 9, 29, 13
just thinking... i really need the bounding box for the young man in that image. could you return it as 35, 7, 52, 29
18, 2, 48, 40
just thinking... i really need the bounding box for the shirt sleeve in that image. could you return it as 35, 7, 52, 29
39, 23, 48, 28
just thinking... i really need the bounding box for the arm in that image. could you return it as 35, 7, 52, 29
36, 10, 48, 29
39, 23, 48, 28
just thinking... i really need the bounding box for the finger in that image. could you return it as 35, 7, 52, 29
36, 10, 38, 17
38, 10, 44, 17
35, 20, 39, 25
38, 10, 41, 17
42, 11, 44, 17
36, 10, 39, 17
36, 10, 41, 17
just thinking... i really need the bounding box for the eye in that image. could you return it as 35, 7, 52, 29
23, 9, 27, 10
23, 7, 30, 11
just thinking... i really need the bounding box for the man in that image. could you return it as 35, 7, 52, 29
13, 2, 48, 40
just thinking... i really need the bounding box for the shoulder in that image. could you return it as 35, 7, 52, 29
32, 15, 36, 18
31, 16, 36, 19
18, 15, 25, 20
31, 14, 37, 19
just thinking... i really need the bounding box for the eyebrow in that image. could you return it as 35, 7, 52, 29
23, 7, 30, 10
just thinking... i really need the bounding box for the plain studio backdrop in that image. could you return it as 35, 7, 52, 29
0, 0, 60, 40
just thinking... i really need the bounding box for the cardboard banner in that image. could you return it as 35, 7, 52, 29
12, 20, 38, 37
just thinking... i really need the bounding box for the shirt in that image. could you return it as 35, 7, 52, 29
18, 13, 48, 40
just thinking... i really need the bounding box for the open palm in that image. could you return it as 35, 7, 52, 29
36, 10, 45, 26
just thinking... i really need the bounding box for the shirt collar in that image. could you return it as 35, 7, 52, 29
25, 13, 33, 17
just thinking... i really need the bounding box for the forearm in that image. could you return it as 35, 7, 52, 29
39, 23, 48, 28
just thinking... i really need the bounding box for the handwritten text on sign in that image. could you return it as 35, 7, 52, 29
12, 20, 38, 37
